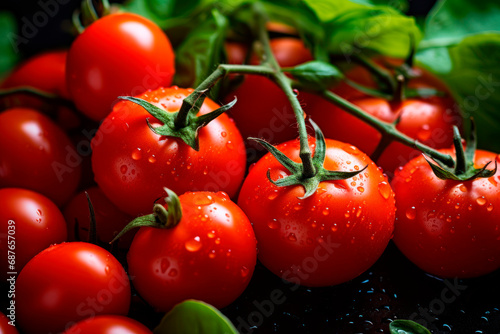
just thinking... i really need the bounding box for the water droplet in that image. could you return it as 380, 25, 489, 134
487, 203, 494, 212
203, 167, 209, 175
221, 131, 227, 138
131, 148, 142, 160
148, 155, 156, 163
268, 192, 278, 200
104, 265, 110, 275
207, 231, 216, 238
215, 238, 221, 245
292, 88, 299, 96
477, 197, 487, 206
331, 225, 338, 232
357, 186, 365, 193
378, 181, 391, 200
345, 212, 350, 218
240, 266, 250, 277
459, 184, 467, 192
267, 219, 280, 229
322, 208, 330, 216
417, 125, 432, 141
120, 165, 128, 174
185, 236, 202, 252
288, 233, 297, 242
293, 204, 302, 211
450, 227, 456, 234
226, 141, 234, 150
406, 207, 416, 220
194, 194, 214, 206
160, 258, 170, 273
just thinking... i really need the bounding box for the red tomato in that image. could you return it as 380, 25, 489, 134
63, 315, 151, 334
127, 191, 257, 312
391, 149, 500, 278
305, 95, 461, 176
66, 13, 175, 121
0, 312, 19, 334
91, 86, 246, 216
0, 188, 67, 280
237, 137, 395, 286
63, 186, 135, 247
224, 38, 313, 152
0, 108, 82, 206
16, 242, 131, 334
2, 50, 69, 99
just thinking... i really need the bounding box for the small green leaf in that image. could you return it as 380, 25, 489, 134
0, 12, 19, 79
389, 319, 431, 334
285, 61, 344, 91
154, 300, 238, 334
174, 8, 229, 89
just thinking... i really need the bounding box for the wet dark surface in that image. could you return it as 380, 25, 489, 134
129, 241, 500, 334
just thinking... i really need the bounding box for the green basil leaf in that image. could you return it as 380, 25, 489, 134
285, 61, 344, 90
420, 0, 500, 50
416, 33, 500, 152
153, 300, 238, 334
389, 320, 431, 334
303, 0, 421, 60
173, 8, 229, 88
0, 12, 19, 79
123, 0, 204, 28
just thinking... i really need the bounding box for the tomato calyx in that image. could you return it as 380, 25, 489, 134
73, 0, 111, 33
250, 119, 367, 199
110, 188, 182, 244
118, 92, 237, 151
420, 120, 497, 181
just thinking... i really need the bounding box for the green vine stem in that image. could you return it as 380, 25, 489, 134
0, 86, 76, 110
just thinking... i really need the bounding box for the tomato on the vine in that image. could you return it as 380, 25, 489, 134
224, 38, 312, 152
126, 190, 257, 312
0, 108, 81, 207
63, 186, 135, 247
16, 242, 131, 334
306, 95, 461, 176
63, 315, 152, 334
238, 137, 395, 286
0, 188, 67, 280
391, 149, 500, 278
91, 86, 246, 216
66, 13, 175, 121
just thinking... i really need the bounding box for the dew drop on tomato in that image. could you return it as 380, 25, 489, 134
267, 219, 279, 230
185, 237, 202, 252
378, 181, 391, 200
131, 148, 142, 160
406, 207, 416, 220
477, 197, 487, 206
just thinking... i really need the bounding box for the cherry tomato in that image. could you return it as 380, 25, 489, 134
127, 191, 257, 312
66, 13, 175, 121
16, 242, 131, 334
63, 315, 151, 334
91, 86, 246, 216
391, 149, 500, 278
0, 312, 19, 334
306, 95, 461, 176
0, 188, 67, 280
224, 38, 312, 153
1, 50, 69, 99
237, 137, 395, 286
63, 186, 135, 247
0, 108, 82, 207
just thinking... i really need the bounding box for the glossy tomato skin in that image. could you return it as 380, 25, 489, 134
91, 86, 246, 216
63, 186, 135, 247
16, 242, 131, 334
66, 13, 175, 121
391, 150, 500, 278
127, 191, 257, 312
306, 95, 460, 176
238, 138, 396, 287
0, 108, 81, 207
62, 315, 152, 334
225, 38, 312, 152
2, 50, 69, 99
0, 311, 20, 334
0, 188, 67, 280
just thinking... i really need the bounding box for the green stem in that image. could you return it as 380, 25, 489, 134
251, 3, 316, 178
352, 54, 397, 95
174, 64, 273, 129
321, 90, 455, 168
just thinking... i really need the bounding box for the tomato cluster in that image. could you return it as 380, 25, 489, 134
1, 4, 499, 334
